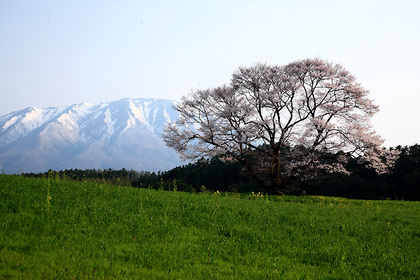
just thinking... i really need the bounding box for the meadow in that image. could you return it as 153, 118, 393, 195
0, 174, 419, 279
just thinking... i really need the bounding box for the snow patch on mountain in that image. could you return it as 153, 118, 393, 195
0, 98, 182, 174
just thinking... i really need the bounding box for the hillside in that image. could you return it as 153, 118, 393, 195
0, 98, 182, 173
1, 175, 419, 279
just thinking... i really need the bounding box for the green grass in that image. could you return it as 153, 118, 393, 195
0, 174, 419, 279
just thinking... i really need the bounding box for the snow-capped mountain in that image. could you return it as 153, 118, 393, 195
0, 98, 182, 174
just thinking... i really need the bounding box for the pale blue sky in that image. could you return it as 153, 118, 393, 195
1, 0, 419, 147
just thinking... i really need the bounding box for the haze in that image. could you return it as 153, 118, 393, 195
1, 0, 419, 147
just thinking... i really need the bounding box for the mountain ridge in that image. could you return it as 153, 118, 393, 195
0, 98, 182, 174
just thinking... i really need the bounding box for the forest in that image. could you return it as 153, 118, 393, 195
23, 144, 419, 201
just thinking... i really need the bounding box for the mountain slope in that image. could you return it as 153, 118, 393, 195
0, 98, 182, 174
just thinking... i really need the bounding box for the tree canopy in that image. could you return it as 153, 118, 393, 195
163, 58, 398, 194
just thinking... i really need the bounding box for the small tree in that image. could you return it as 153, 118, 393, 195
163, 59, 398, 194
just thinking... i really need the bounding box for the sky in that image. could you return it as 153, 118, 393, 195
1, 0, 419, 147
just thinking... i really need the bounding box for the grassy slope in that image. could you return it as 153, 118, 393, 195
0, 174, 419, 279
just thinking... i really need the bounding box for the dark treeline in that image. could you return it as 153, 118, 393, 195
23, 144, 419, 200
301, 144, 420, 200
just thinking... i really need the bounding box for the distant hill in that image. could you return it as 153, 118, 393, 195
0, 98, 182, 173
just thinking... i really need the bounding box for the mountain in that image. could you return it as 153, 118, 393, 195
0, 98, 183, 174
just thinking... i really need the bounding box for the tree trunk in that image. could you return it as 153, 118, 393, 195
265, 176, 286, 195
266, 157, 286, 195
238, 153, 287, 195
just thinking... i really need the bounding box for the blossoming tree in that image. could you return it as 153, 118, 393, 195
163, 59, 398, 194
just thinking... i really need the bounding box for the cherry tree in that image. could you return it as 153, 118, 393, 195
163, 59, 398, 194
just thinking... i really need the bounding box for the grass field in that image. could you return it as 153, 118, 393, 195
0, 174, 419, 279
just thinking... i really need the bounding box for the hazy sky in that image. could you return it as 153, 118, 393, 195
1, 0, 419, 147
